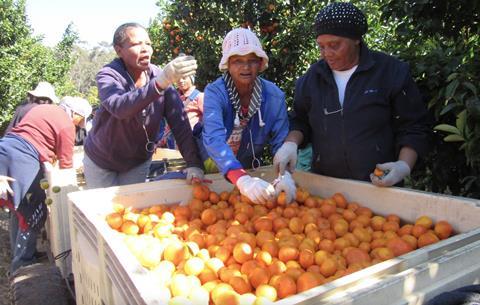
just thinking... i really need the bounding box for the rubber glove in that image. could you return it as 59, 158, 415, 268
156, 55, 197, 90
273, 171, 296, 204
184, 167, 204, 184
236, 175, 275, 205
0, 175, 15, 200
273, 142, 298, 175
370, 160, 411, 187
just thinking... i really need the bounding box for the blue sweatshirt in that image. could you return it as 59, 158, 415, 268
85, 58, 202, 172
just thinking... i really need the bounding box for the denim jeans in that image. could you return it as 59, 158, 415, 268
83, 154, 151, 189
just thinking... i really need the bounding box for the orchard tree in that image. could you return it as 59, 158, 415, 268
378, 0, 480, 197
0, 0, 79, 133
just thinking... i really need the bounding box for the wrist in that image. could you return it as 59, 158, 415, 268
227, 168, 247, 185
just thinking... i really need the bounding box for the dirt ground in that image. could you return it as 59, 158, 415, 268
0, 210, 12, 305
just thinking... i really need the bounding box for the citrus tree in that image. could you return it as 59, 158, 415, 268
149, 0, 480, 197
378, 0, 480, 197
0, 0, 79, 133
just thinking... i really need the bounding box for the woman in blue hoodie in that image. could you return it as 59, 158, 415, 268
202, 28, 295, 205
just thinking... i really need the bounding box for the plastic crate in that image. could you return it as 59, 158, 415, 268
44, 146, 84, 278
68, 167, 480, 305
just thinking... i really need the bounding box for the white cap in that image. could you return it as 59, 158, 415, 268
28, 81, 59, 104
219, 28, 269, 72
59, 96, 92, 121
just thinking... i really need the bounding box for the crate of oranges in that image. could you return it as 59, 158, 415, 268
67, 166, 480, 305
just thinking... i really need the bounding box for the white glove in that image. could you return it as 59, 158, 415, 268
273, 171, 296, 204
273, 142, 298, 175
156, 55, 197, 90
0, 175, 15, 200
370, 160, 411, 187
236, 175, 275, 205
184, 167, 204, 184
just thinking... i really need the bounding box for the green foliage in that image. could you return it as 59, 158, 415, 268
149, 0, 323, 106
150, 0, 480, 198
378, 0, 480, 197
0, 0, 79, 134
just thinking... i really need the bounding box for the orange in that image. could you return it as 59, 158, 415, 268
370, 216, 386, 231
319, 258, 337, 277
417, 232, 440, 248
256, 250, 273, 266
229, 276, 252, 294
233, 242, 254, 264
248, 267, 270, 288
235, 212, 249, 224
170, 274, 191, 297
344, 248, 371, 266
255, 284, 277, 302
274, 274, 297, 299
261, 241, 279, 257
267, 260, 287, 276
106, 212, 123, 230
184, 257, 205, 276
288, 217, 305, 234
398, 224, 413, 236
298, 249, 315, 269
219, 267, 242, 283
241, 260, 261, 276
386, 237, 413, 257
333, 219, 349, 237
272, 217, 289, 232
371, 247, 394, 261
434, 220, 453, 240
211, 284, 238, 305
254, 217, 273, 232
193, 184, 210, 201
382, 221, 400, 232
386, 214, 401, 224
164, 241, 188, 266
318, 239, 335, 253
215, 246, 232, 263
120, 220, 139, 235
373, 167, 384, 177
355, 207, 372, 218
332, 192, 348, 208
320, 203, 336, 218
201, 208, 217, 226
415, 215, 433, 229
278, 246, 299, 262
198, 268, 218, 284
282, 206, 297, 218
411, 224, 428, 238
304, 197, 317, 208
401, 234, 418, 250
209, 191, 220, 204
297, 271, 321, 293
342, 209, 357, 222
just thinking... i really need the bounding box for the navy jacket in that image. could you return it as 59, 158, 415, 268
291, 43, 430, 181
85, 58, 202, 172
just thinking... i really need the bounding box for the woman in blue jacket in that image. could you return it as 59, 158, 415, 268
202, 28, 295, 205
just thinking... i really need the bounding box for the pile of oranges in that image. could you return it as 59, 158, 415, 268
105, 183, 454, 305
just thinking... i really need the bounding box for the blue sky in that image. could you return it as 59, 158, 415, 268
26, 0, 160, 48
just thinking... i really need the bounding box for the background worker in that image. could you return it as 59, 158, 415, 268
5, 81, 59, 133
0, 97, 91, 272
